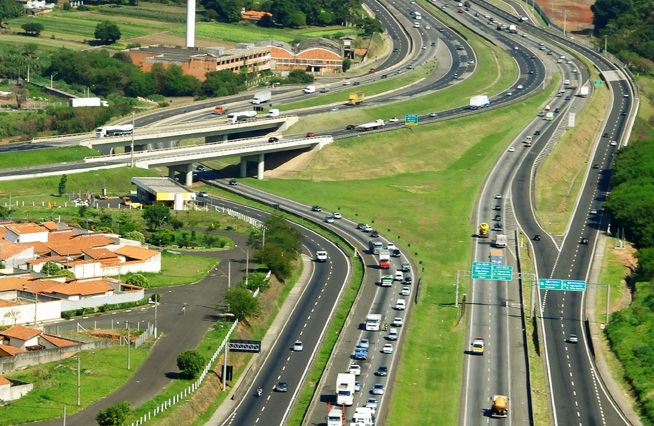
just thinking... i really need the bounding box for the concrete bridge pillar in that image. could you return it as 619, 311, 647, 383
257, 153, 265, 180
240, 158, 247, 178
184, 163, 194, 187
168, 167, 176, 179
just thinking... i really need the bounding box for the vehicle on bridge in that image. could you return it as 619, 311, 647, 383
226, 111, 257, 124
96, 124, 133, 138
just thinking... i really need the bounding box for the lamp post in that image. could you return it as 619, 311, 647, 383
130, 113, 135, 168
50, 72, 57, 89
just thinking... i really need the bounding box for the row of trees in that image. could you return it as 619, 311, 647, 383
591, 0, 654, 72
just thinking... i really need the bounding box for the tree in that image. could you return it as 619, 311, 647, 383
142, 204, 170, 231
94, 21, 122, 44
96, 401, 131, 426
58, 174, 67, 196
358, 17, 383, 36
123, 230, 145, 243
21, 23, 44, 37
176, 350, 205, 379
224, 287, 260, 320
0, 0, 24, 20
41, 261, 61, 276
342, 58, 352, 72
125, 273, 149, 288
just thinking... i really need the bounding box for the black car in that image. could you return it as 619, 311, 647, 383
534, 130, 541, 136
346, 124, 356, 130
268, 136, 279, 143
494, 223, 503, 230
393, 48, 399, 52
403, 276, 412, 284
375, 366, 388, 376
381, 74, 388, 79
356, 223, 365, 229
593, 164, 600, 169
493, 205, 502, 211
533, 234, 541, 241
353, 81, 360, 86
620, 111, 627, 116
274, 381, 288, 392
554, 108, 561, 113
580, 237, 589, 245
370, 230, 380, 237
494, 215, 501, 221
228, 179, 237, 186
603, 132, 609, 138
311, 205, 321, 212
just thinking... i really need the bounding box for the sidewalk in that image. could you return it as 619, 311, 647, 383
205, 254, 314, 425
587, 234, 642, 426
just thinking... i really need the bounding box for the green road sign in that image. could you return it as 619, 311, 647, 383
562, 280, 586, 291
405, 114, 419, 126
472, 262, 492, 280
492, 265, 513, 281
594, 80, 602, 86
539, 278, 562, 290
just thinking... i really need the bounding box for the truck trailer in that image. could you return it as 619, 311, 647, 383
95, 124, 133, 138
470, 95, 490, 109
227, 111, 257, 124
490, 248, 504, 265
327, 405, 345, 426
252, 91, 272, 105
348, 92, 365, 105
336, 373, 356, 406
365, 314, 382, 331
379, 250, 391, 269
69, 97, 108, 108
357, 119, 385, 131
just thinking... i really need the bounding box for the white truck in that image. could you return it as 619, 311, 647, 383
495, 234, 507, 248
470, 95, 490, 109
227, 111, 257, 124
365, 313, 382, 331
327, 405, 345, 426
357, 119, 385, 131
579, 86, 589, 97
336, 373, 356, 406
351, 407, 375, 426
95, 124, 133, 138
252, 91, 272, 105
303, 85, 316, 94
508, 24, 518, 33
69, 97, 108, 108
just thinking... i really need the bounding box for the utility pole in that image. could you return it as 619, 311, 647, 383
77, 356, 81, 406
127, 324, 131, 370
245, 249, 249, 287
130, 113, 135, 168
563, 10, 567, 36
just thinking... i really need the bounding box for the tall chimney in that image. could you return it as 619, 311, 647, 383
186, 0, 195, 47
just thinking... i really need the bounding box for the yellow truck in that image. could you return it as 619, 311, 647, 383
491, 395, 509, 418
478, 222, 490, 238
348, 92, 365, 105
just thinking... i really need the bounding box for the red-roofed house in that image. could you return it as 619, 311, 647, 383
41, 278, 115, 301
0, 325, 42, 350
241, 10, 272, 22
0, 240, 34, 269
4, 223, 48, 243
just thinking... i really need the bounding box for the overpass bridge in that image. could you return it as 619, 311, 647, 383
32, 115, 299, 155
84, 134, 333, 185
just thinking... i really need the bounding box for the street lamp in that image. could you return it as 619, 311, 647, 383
130, 113, 135, 168
50, 72, 57, 89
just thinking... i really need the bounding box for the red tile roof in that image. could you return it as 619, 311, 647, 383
5, 223, 47, 235
1, 325, 42, 341
0, 240, 31, 260
83, 248, 118, 261
114, 246, 158, 261
44, 279, 113, 296
40, 333, 78, 348
0, 345, 28, 357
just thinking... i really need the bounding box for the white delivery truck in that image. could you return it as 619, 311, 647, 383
579, 86, 589, 97
69, 97, 109, 107
470, 95, 490, 109
351, 407, 375, 426
336, 373, 356, 406
268, 109, 280, 117
252, 91, 272, 105
227, 111, 257, 124
303, 85, 316, 94
496, 234, 507, 248
365, 313, 382, 331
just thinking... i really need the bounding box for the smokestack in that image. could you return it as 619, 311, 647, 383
186, 0, 195, 47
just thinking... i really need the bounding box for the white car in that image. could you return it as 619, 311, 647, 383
358, 338, 370, 349
610, 140, 618, 146
343, 81, 352, 85
394, 270, 404, 281
395, 299, 406, 310
372, 383, 385, 395
363, 225, 373, 232
425, 25, 431, 29
389, 117, 399, 123
349, 364, 361, 375
506, 92, 513, 96
392, 317, 404, 327
517, 85, 523, 90
330, 107, 339, 111
508, 146, 515, 152
495, 193, 502, 199
333, 212, 342, 219
293, 340, 303, 351
400, 286, 411, 296
564, 79, 570, 85
386, 243, 396, 250
382, 344, 394, 354
325, 216, 335, 223
366, 397, 379, 411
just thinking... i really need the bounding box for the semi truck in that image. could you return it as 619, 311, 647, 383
357, 119, 385, 131
379, 250, 391, 269
252, 91, 272, 105
351, 407, 375, 426
336, 373, 356, 406
69, 97, 108, 107
579, 86, 589, 97
227, 111, 257, 124
495, 234, 507, 248
491, 395, 509, 418
365, 313, 382, 331
348, 92, 365, 105
478, 222, 490, 238
470, 95, 490, 109
327, 405, 345, 426
95, 124, 133, 138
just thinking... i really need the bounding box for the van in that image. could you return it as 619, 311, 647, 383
268, 109, 280, 117
303, 85, 316, 94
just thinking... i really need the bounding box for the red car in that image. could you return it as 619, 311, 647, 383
369, 68, 376, 73
306, 132, 315, 137
530, 53, 536, 59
